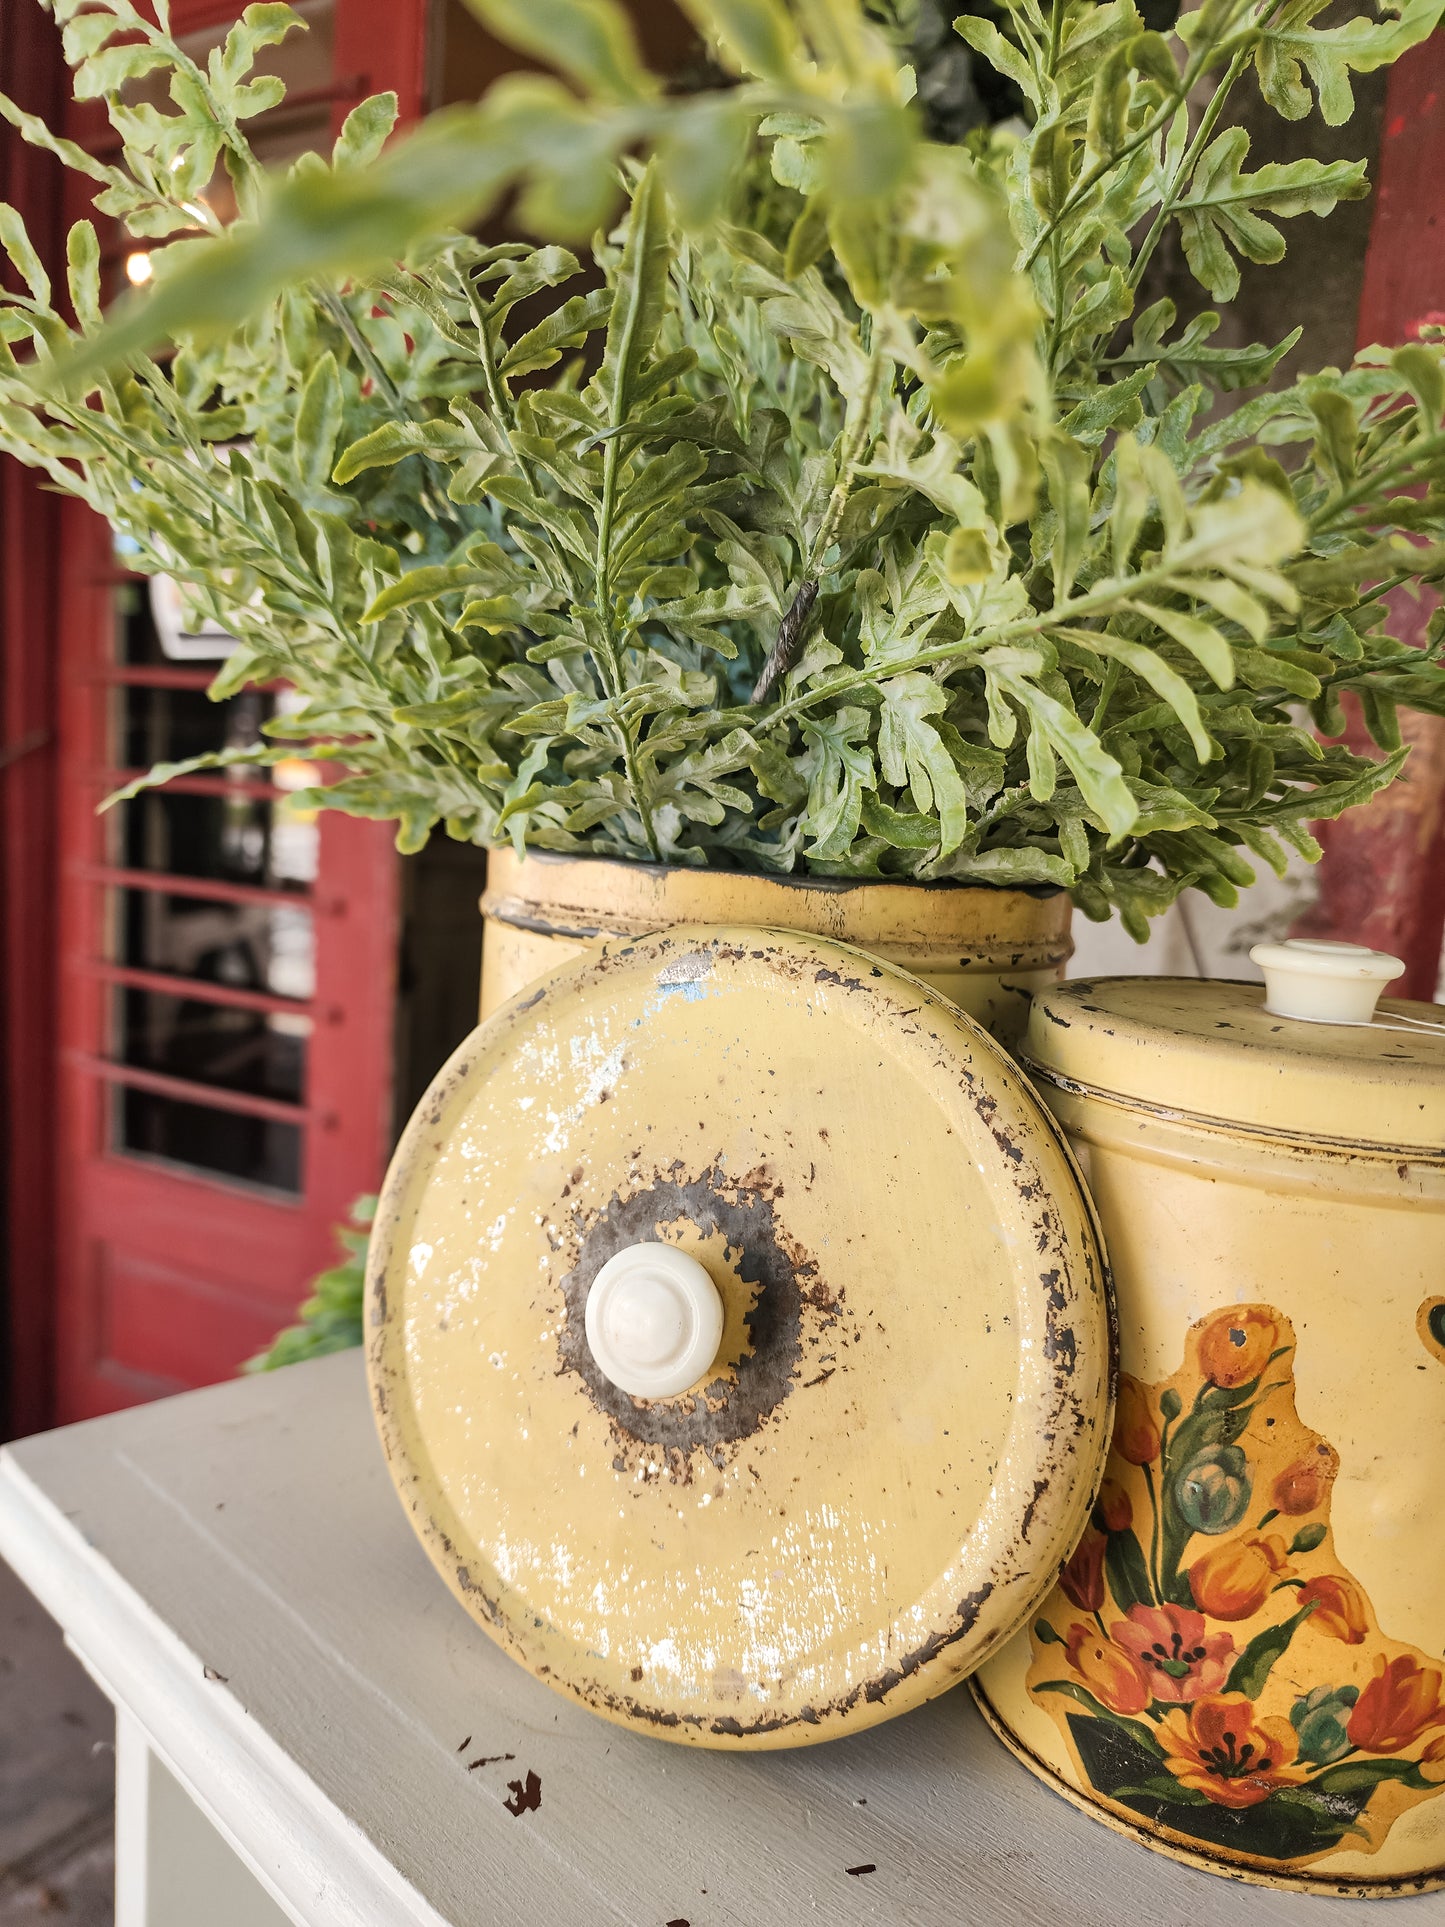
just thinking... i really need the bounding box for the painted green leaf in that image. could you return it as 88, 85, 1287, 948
1034, 1683, 1165, 1759
1289, 1683, 1358, 1765
1311, 1756, 1433, 1798
1103, 1524, 1154, 1615
1223, 1603, 1316, 1699
1287, 1521, 1328, 1555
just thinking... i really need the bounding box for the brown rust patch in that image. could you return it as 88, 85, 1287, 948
555, 1162, 839, 1465
1039, 1267, 1077, 1375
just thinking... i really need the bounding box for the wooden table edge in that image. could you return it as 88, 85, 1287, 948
0, 1440, 446, 1927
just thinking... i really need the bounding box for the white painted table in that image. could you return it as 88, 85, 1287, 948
0, 1353, 1426, 1925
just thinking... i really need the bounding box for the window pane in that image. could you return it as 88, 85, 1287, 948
119, 890, 316, 1002
119, 683, 270, 770
115, 790, 286, 887
115, 1087, 303, 1195
116, 579, 165, 666
115, 988, 309, 1104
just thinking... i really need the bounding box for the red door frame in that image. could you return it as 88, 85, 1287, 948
52, 515, 401, 1413
4, 0, 428, 1431
1297, 35, 1445, 998
0, 11, 65, 1439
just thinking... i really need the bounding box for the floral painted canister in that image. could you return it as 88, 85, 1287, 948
973, 942, 1445, 1897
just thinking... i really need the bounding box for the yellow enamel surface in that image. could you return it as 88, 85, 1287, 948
976, 977, 1445, 1891
368, 927, 1110, 1747
478, 847, 1074, 1043
1022, 974, 1445, 1148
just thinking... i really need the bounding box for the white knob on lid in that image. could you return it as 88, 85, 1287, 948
1249, 937, 1406, 1026
584, 1244, 724, 1399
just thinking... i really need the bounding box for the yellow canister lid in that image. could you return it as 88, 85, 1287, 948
367, 925, 1111, 1746
1023, 968, 1445, 1152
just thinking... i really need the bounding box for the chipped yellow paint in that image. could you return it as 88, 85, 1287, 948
367, 927, 1111, 1748
975, 975, 1445, 1895
479, 847, 1073, 1042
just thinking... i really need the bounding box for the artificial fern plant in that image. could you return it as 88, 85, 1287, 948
3, 0, 1445, 935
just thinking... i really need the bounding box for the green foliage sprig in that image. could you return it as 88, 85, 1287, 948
245, 1194, 374, 1370
3, 0, 1445, 932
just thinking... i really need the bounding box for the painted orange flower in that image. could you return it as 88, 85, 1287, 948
1093, 1477, 1132, 1534
1113, 1375, 1160, 1465
1198, 1307, 1281, 1389
1420, 1735, 1445, 1785
1188, 1533, 1289, 1620
1158, 1694, 1308, 1808
1112, 1603, 1235, 1704
1271, 1444, 1337, 1516
1298, 1572, 1368, 1645
1347, 1655, 1445, 1754
1065, 1623, 1151, 1716
1059, 1526, 1107, 1613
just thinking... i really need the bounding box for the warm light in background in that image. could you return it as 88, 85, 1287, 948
124, 250, 153, 287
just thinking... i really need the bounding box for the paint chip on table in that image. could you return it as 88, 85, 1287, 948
503, 1770, 542, 1816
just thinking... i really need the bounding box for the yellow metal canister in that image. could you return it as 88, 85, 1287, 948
479, 847, 1073, 1043
368, 925, 1112, 1747
974, 944, 1445, 1896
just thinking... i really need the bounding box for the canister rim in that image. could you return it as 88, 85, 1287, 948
1025, 975, 1445, 1152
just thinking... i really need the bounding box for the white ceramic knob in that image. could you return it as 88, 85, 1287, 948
584, 1244, 724, 1399
1249, 937, 1406, 1026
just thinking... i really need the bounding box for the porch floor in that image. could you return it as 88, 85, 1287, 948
0, 1556, 114, 1923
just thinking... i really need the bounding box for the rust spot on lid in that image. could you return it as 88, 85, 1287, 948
555, 1162, 839, 1469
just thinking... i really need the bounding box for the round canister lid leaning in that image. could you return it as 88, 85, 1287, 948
365, 925, 1112, 1747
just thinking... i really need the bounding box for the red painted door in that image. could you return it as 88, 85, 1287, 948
45, 0, 429, 1421
1, 6, 64, 1438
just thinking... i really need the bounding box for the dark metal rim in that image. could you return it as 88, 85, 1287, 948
1021, 1058, 1445, 1165
482, 896, 1075, 968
